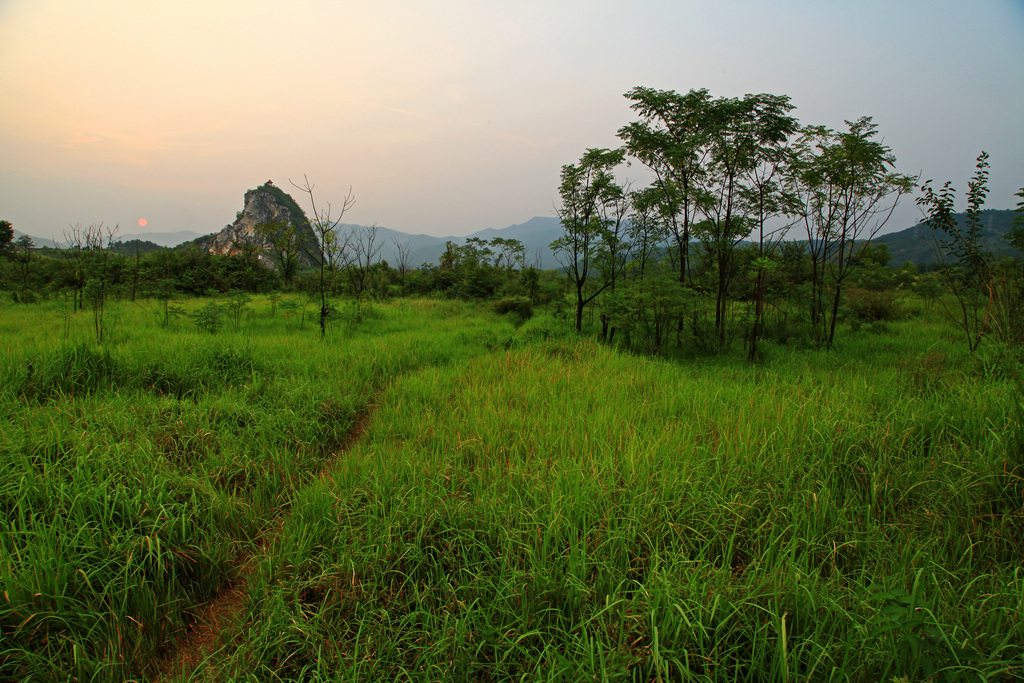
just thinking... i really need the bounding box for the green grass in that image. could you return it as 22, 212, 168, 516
1, 293, 1021, 681
218, 337, 1021, 681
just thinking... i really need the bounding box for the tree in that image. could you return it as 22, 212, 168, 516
692, 92, 798, 349
551, 148, 626, 332
82, 224, 119, 343
490, 237, 526, 273
735, 98, 800, 361
442, 238, 500, 298
391, 238, 413, 289
1008, 189, 1024, 256
61, 224, 89, 312
917, 152, 1024, 350
619, 87, 712, 284
626, 185, 671, 281
229, 235, 264, 292
347, 223, 384, 297
790, 117, 914, 349
13, 235, 34, 302
620, 88, 799, 353
594, 178, 631, 341
292, 176, 355, 339
0, 220, 14, 260
255, 219, 301, 285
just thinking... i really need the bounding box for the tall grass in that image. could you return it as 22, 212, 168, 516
0, 296, 520, 681
1, 294, 1020, 681
216, 335, 1021, 680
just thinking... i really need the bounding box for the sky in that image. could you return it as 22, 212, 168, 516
1, 0, 1022, 242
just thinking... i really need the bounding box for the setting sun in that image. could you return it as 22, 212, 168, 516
138, 218, 147, 226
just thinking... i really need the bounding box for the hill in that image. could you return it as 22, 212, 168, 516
189, 182, 320, 268
12, 230, 58, 249
116, 230, 202, 247
875, 209, 1021, 266
374, 216, 563, 270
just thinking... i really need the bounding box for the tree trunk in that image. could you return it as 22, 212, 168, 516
748, 270, 765, 363
574, 286, 584, 332
826, 284, 842, 350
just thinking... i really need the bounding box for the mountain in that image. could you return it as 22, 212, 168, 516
376, 216, 563, 270
875, 209, 1021, 266
116, 230, 201, 247
468, 216, 562, 268
190, 182, 319, 267
12, 230, 57, 249
109, 238, 165, 256
360, 225, 453, 269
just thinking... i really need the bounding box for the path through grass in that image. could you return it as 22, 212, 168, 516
1, 296, 1021, 681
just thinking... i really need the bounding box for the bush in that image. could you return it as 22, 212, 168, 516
846, 287, 902, 322
10, 343, 124, 401
512, 314, 572, 345
493, 296, 533, 323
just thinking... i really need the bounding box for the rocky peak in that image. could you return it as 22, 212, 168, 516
198, 182, 318, 267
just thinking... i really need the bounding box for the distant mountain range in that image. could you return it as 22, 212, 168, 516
12, 230, 58, 249
368, 216, 563, 270
117, 230, 204, 247
875, 209, 1021, 266
13, 210, 1020, 270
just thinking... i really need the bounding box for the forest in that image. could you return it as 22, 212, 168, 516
1, 87, 1023, 682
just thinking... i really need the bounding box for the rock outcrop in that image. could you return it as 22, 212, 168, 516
197, 182, 319, 268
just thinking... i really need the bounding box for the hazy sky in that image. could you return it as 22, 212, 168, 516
2, 0, 1022, 241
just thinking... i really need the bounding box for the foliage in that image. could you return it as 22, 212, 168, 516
225, 289, 252, 332
492, 295, 533, 325
551, 147, 627, 332
790, 117, 916, 349
918, 152, 1024, 350
0, 219, 14, 259
254, 219, 301, 284
845, 286, 902, 322
190, 301, 224, 333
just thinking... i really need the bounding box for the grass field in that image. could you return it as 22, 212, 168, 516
1, 294, 1021, 682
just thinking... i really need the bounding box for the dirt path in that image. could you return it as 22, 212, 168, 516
154, 557, 256, 681
154, 394, 381, 681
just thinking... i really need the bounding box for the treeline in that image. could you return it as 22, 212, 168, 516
0, 231, 280, 304
0, 222, 557, 313
547, 87, 1024, 358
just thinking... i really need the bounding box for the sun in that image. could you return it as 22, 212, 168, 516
138, 218, 147, 227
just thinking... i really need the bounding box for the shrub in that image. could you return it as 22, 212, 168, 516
493, 296, 533, 323
846, 287, 902, 322
10, 343, 127, 402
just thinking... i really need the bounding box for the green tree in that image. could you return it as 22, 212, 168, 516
1009, 189, 1024, 255
693, 92, 798, 350
619, 87, 798, 354
619, 87, 711, 284
490, 237, 526, 273
551, 148, 626, 332
917, 152, 1024, 349
255, 219, 301, 285
433, 238, 502, 299
626, 185, 671, 281
0, 220, 14, 260
13, 234, 34, 302
790, 117, 915, 349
